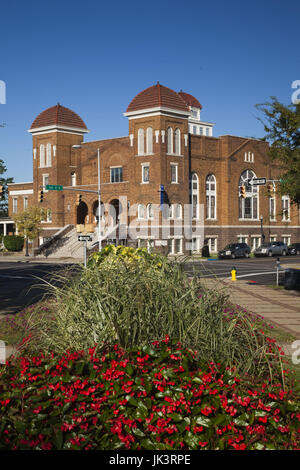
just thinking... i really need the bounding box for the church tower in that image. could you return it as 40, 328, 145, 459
28, 104, 89, 227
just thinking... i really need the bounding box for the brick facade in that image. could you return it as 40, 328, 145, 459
7, 86, 300, 254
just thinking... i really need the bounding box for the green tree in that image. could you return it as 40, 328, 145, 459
13, 206, 47, 242
256, 97, 300, 203
0, 159, 14, 217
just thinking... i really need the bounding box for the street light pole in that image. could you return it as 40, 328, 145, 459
72, 144, 102, 252
260, 215, 265, 243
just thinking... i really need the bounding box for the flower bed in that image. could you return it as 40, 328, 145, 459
0, 338, 299, 450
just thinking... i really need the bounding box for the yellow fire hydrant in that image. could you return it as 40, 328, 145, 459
231, 267, 237, 281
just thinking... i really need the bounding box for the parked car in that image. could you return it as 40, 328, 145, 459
287, 243, 300, 256
218, 243, 251, 259
254, 241, 288, 257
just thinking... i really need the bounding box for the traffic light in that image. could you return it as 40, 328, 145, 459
239, 185, 246, 198
76, 194, 82, 205
38, 189, 44, 203
0, 185, 5, 199
267, 183, 273, 197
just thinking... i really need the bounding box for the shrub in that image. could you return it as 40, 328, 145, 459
3, 235, 24, 252
0, 339, 298, 450
87, 245, 164, 268
23, 249, 284, 378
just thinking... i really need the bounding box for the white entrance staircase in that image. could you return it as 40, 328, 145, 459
36, 225, 98, 259
35, 223, 126, 259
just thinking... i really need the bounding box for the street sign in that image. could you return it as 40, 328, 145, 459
248, 178, 266, 186
78, 235, 92, 242
45, 184, 63, 191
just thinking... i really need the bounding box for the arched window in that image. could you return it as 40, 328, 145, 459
146, 127, 153, 154
191, 173, 199, 219
167, 127, 173, 154
174, 203, 182, 219
138, 204, 145, 219
147, 203, 153, 219
138, 129, 144, 155
40, 144, 45, 168
174, 128, 181, 155
206, 174, 216, 219
71, 172, 76, 187
239, 169, 258, 219
46, 143, 52, 167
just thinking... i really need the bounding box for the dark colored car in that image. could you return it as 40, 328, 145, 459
254, 241, 288, 257
287, 243, 300, 256
218, 243, 251, 259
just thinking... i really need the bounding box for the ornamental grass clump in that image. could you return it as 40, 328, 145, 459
22, 247, 284, 379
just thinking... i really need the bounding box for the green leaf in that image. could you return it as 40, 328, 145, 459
184, 432, 199, 450
192, 377, 202, 384
195, 416, 211, 427
137, 401, 148, 418
132, 427, 145, 438
212, 414, 227, 426
265, 444, 276, 450
233, 417, 249, 427
141, 438, 156, 450
253, 442, 265, 450
254, 410, 267, 417
75, 361, 85, 375
169, 413, 183, 422
142, 345, 157, 357
191, 406, 202, 416
53, 429, 63, 450
125, 363, 134, 376
128, 396, 139, 407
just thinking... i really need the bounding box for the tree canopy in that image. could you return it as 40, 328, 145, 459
13, 206, 47, 241
0, 159, 13, 217
256, 97, 300, 203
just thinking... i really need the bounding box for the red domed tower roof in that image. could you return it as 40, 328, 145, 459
30, 103, 88, 130
178, 91, 202, 109
126, 83, 189, 113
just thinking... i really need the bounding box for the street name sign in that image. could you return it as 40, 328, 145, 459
248, 178, 266, 186
45, 185, 63, 191
78, 235, 92, 242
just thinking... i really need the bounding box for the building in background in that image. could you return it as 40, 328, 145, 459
6, 82, 300, 255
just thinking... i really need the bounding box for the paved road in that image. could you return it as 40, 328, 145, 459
0, 256, 299, 317
0, 261, 78, 316
183, 255, 300, 286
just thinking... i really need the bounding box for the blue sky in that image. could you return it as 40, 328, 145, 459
0, 0, 299, 182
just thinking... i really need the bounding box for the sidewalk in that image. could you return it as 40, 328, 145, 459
202, 277, 300, 340
0, 255, 82, 264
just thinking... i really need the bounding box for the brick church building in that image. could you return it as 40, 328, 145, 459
6, 82, 300, 255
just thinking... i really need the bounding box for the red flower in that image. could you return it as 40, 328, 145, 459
258, 416, 268, 423
193, 426, 203, 433
33, 406, 42, 414
198, 441, 208, 447
41, 442, 52, 450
